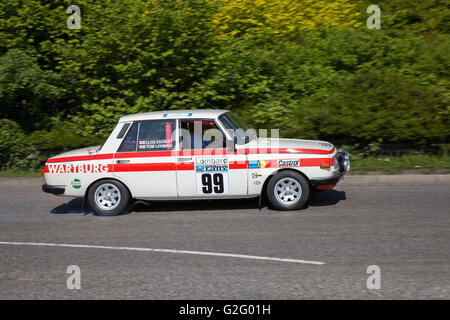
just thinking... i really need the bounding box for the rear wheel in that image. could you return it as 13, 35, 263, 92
88, 179, 130, 215
266, 171, 310, 210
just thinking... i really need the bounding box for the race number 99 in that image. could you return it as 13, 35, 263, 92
197, 173, 228, 195
201, 173, 223, 193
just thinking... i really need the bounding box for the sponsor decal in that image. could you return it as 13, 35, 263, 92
248, 160, 266, 169
251, 173, 262, 179
278, 159, 300, 167
317, 142, 333, 149
195, 165, 205, 173
163, 113, 192, 118
195, 157, 229, 194
253, 181, 261, 185
71, 178, 81, 189
196, 157, 228, 172
47, 163, 109, 174
248, 161, 259, 169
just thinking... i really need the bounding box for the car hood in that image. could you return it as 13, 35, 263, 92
237, 138, 334, 153
49, 146, 102, 160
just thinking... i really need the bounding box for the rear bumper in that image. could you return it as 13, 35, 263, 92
42, 184, 65, 195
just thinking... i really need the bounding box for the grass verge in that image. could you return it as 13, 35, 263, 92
0, 169, 42, 177
350, 154, 450, 173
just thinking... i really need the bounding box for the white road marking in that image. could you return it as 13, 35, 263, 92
0, 241, 325, 265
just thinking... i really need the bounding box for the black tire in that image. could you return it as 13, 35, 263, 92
87, 179, 130, 215
266, 171, 310, 210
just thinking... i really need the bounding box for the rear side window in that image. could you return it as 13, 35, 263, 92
138, 120, 176, 151
117, 122, 138, 152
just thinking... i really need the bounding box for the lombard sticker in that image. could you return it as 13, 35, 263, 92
71, 178, 81, 189
47, 163, 109, 174
278, 159, 300, 167
196, 157, 228, 172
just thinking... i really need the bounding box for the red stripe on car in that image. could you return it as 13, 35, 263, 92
47, 147, 334, 163
113, 163, 176, 172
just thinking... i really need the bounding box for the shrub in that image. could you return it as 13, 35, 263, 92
0, 119, 43, 170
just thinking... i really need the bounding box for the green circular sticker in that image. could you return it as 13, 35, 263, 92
71, 178, 81, 189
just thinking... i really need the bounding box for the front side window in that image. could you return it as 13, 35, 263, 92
218, 112, 254, 144
179, 120, 225, 150
137, 120, 176, 151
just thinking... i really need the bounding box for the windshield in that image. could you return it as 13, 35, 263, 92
218, 112, 255, 144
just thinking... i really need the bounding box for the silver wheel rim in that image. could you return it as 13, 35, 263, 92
274, 177, 302, 205
94, 183, 121, 211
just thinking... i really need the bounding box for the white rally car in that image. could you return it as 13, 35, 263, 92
42, 110, 349, 215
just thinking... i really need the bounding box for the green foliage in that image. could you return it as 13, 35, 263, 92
29, 119, 103, 150
59, 0, 221, 140
0, 0, 448, 166
0, 119, 43, 170
291, 70, 449, 144
0, 49, 64, 131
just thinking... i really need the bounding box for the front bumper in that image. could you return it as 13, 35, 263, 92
311, 150, 349, 188
42, 184, 65, 195
311, 173, 343, 187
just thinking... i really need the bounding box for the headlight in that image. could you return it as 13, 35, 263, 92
338, 151, 350, 172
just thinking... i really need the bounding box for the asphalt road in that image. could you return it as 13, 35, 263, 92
0, 175, 449, 299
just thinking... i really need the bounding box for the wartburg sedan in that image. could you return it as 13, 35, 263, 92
42, 110, 350, 215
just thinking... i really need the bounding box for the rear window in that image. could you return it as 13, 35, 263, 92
137, 120, 176, 151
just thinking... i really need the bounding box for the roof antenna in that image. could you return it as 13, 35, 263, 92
206, 101, 219, 110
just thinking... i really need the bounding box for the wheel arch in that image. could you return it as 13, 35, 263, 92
83, 177, 133, 207
260, 168, 312, 200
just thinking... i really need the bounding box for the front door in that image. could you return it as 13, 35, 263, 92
113, 119, 178, 199
176, 119, 248, 198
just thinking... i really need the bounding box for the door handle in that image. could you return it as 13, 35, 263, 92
177, 157, 193, 162
116, 160, 130, 164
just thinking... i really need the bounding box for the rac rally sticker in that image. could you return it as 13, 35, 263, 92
47, 163, 109, 174
71, 178, 81, 189
278, 159, 300, 167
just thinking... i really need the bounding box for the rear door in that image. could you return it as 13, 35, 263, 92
113, 119, 178, 199
176, 119, 248, 198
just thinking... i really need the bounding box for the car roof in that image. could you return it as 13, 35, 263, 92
118, 109, 229, 122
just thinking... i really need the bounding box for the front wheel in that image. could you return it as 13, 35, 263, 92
266, 171, 310, 210
88, 179, 130, 215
